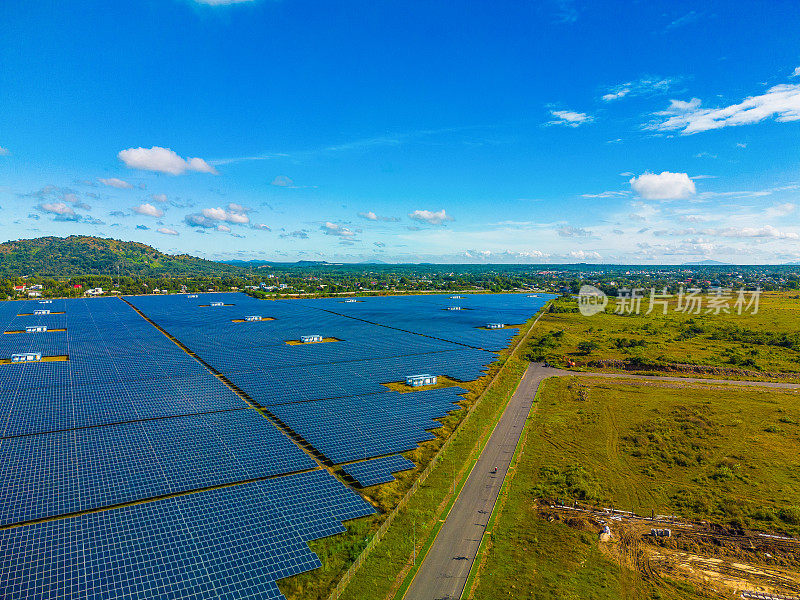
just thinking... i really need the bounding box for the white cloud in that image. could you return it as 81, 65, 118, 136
581, 190, 630, 199
766, 202, 796, 218
251, 223, 271, 231
132, 203, 164, 218
98, 177, 133, 189
157, 227, 179, 236
185, 203, 251, 228
358, 211, 400, 222
271, 175, 296, 187
630, 171, 696, 200
0, 147, 9, 156
118, 146, 218, 175
713, 225, 799, 240
40, 202, 75, 216
408, 209, 453, 225
601, 77, 677, 102
557, 225, 592, 237
650, 84, 800, 134
793, 67, 800, 78
151, 193, 168, 203
216, 224, 231, 233
547, 110, 593, 127
321, 222, 357, 238
568, 250, 602, 260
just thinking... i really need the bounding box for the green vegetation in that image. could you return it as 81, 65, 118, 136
0, 236, 247, 278
515, 377, 800, 534
468, 375, 800, 599
279, 314, 542, 600
472, 514, 702, 600
524, 293, 800, 377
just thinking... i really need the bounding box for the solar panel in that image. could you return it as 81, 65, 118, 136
341, 454, 416, 487
0, 409, 317, 525
0, 470, 374, 600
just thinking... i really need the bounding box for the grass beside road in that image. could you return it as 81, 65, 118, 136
469, 375, 800, 600
526, 292, 800, 378
278, 311, 544, 600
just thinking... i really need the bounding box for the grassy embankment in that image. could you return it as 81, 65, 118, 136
527, 292, 800, 379
468, 376, 800, 599
279, 310, 545, 600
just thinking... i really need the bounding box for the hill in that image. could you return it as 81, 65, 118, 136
0, 236, 248, 278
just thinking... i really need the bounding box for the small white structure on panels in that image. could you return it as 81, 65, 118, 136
12, 352, 42, 363
33, 309, 50, 315
38, 300, 52, 304
405, 373, 437, 387
187, 294, 198, 299
244, 315, 263, 321
486, 323, 505, 329
26, 325, 48, 333
210, 301, 224, 307
446, 306, 462, 311
300, 334, 323, 343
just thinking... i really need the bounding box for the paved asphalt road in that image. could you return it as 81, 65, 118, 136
402, 364, 800, 600
403, 362, 551, 600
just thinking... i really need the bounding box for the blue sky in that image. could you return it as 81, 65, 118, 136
2, 0, 800, 264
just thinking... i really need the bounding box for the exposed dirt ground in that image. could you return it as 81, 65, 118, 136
539, 503, 800, 599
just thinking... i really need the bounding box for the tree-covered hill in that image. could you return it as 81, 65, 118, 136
0, 236, 249, 277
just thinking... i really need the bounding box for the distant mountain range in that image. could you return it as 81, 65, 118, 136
681, 259, 732, 266
0, 236, 248, 278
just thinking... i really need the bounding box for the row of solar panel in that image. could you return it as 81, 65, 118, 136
0, 409, 316, 525
268, 387, 464, 464
0, 470, 375, 600
341, 454, 416, 487
0, 371, 248, 437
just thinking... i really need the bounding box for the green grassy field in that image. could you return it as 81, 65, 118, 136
469, 375, 800, 599
278, 313, 542, 600
526, 292, 800, 377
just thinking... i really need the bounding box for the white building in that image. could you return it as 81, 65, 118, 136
84, 287, 104, 296
406, 373, 437, 387
27, 291, 42, 297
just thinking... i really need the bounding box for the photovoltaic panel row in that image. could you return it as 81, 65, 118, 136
223, 348, 492, 408
0, 370, 247, 437
297, 293, 552, 350
0, 470, 375, 600
269, 387, 465, 464
0, 409, 316, 525
341, 455, 416, 487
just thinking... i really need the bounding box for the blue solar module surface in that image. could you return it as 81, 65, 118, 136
341, 455, 416, 487
126, 292, 552, 465
0, 297, 248, 436
269, 387, 464, 464
0, 470, 375, 600
0, 292, 551, 599
0, 409, 317, 526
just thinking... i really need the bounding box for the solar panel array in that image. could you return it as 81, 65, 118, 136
0, 409, 316, 525
342, 455, 416, 487
0, 291, 550, 599
127, 292, 551, 466
0, 470, 374, 600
